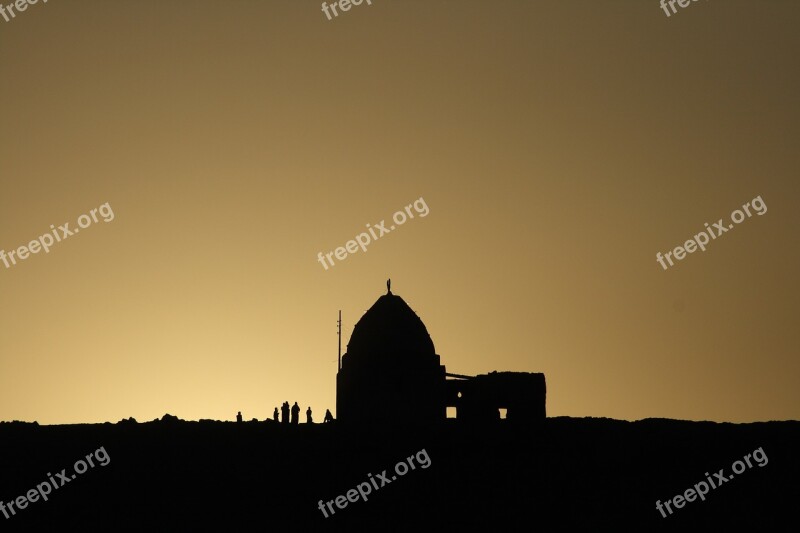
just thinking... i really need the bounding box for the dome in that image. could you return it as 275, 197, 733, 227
345, 291, 435, 360
336, 282, 446, 424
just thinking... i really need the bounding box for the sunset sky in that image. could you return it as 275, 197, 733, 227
1, 1, 798, 425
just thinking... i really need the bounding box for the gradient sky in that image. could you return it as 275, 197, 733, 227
1, 1, 798, 425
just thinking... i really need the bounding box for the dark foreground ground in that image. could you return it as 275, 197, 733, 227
0, 417, 797, 531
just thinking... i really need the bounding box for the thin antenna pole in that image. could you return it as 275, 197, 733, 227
337, 310, 342, 371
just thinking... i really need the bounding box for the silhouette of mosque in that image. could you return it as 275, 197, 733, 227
337, 280, 546, 424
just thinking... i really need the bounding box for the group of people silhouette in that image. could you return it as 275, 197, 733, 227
269, 402, 334, 425
235, 405, 334, 424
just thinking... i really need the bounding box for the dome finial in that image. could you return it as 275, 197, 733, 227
387, 278, 391, 294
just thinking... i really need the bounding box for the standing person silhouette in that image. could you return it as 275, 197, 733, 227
281, 402, 290, 425
273, 407, 279, 422
291, 402, 300, 425
306, 406, 313, 424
